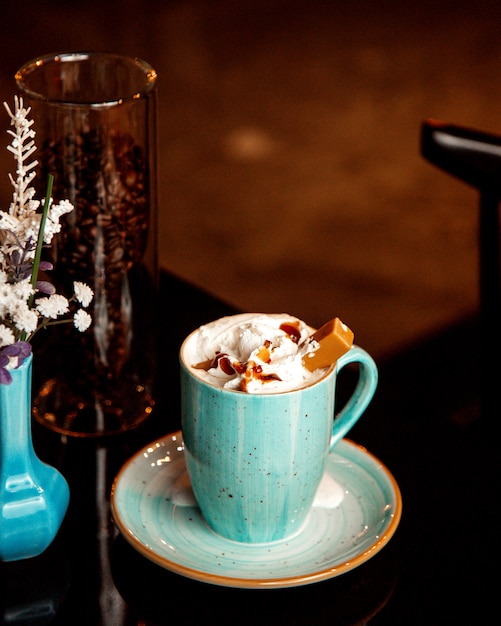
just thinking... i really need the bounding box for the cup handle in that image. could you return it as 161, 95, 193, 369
330, 346, 378, 451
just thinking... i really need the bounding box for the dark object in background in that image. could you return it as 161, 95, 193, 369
421, 119, 501, 418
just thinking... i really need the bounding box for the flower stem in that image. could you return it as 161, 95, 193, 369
28, 174, 54, 308
20, 175, 54, 342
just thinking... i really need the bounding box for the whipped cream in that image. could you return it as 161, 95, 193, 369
184, 313, 327, 393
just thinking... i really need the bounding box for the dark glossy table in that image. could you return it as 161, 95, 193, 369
0, 271, 496, 625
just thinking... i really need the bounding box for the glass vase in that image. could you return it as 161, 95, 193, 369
15, 52, 159, 437
0, 354, 69, 561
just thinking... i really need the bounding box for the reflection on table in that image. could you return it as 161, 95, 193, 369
0, 272, 495, 625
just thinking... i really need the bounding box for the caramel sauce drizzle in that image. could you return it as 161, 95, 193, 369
193, 323, 302, 391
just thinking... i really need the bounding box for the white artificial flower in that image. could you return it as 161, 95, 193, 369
74, 281, 94, 307
0, 281, 23, 317
36, 294, 69, 319
0, 324, 15, 347
74, 309, 92, 332
43, 199, 74, 243
49, 199, 74, 220
13, 278, 34, 301
13, 305, 38, 334
1, 97, 93, 383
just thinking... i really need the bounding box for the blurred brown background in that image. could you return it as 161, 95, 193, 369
1, 0, 500, 359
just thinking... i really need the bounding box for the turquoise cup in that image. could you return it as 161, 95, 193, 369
180, 321, 378, 543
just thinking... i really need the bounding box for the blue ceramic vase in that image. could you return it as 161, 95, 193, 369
0, 353, 69, 561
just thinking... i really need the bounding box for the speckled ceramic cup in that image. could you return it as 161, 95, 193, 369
180, 320, 378, 543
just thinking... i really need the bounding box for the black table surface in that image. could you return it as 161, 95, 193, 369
0, 271, 496, 625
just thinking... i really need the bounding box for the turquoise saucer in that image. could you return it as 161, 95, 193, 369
111, 431, 401, 589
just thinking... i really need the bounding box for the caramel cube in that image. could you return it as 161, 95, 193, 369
302, 318, 354, 372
